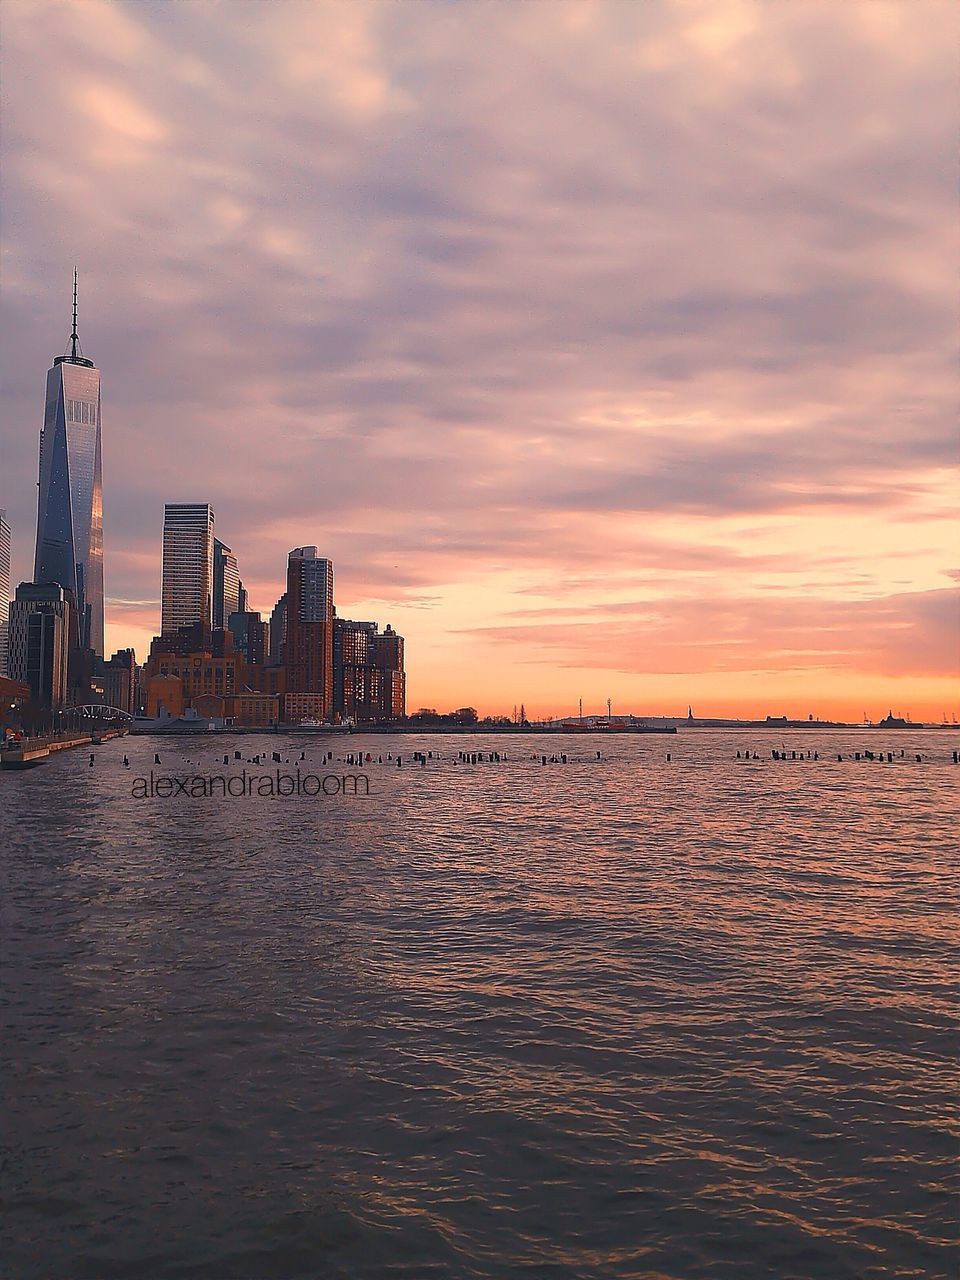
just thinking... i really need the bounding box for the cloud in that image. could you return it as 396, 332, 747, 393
0, 0, 955, 712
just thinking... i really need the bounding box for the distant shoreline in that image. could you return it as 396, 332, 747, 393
122, 722, 954, 737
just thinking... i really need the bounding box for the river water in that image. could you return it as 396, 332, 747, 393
2, 729, 957, 1279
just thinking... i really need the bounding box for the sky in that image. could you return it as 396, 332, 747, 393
1, 0, 957, 720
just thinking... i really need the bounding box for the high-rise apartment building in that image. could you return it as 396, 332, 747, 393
333, 618, 377, 720
333, 618, 406, 722
161, 503, 215, 635
34, 273, 104, 657
284, 547, 334, 717
0, 509, 10, 676
7, 581, 71, 708
213, 538, 240, 630
373, 624, 406, 721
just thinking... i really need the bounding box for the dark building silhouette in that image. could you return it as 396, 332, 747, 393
151, 620, 233, 658
268, 592, 287, 666
229, 609, 267, 667
7, 582, 72, 709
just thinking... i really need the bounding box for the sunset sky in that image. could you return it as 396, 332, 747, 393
1, 0, 956, 720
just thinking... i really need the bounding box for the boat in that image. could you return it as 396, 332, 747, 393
129, 707, 225, 735
874, 712, 925, 729
288, 719, 352, 733
1, 742, 50, 769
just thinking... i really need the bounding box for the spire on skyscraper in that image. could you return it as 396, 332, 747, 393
57, 268, 93, 369
70, 266, 80, 360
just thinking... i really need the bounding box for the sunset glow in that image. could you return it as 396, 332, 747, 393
2, 0, 956, 719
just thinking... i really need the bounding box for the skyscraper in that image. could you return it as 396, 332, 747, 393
213, 538, 239, 630
268, 592, 287, 665
161, 504, 215, 635
0, 509, 10, 676
284, 547, 334, 716
34, 272, 104, 657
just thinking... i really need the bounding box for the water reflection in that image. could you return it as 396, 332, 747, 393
2, 730, 957, 1278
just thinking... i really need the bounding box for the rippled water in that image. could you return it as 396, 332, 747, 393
2, 729, 957, 1279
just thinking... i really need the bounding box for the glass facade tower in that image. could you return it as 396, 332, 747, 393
213, 538, 240, 630
161, 504, 215, 635
34, 277, 104, 657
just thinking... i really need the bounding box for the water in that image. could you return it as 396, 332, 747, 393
2, 730, 957, 1279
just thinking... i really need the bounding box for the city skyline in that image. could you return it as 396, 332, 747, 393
1, 1, 956, 720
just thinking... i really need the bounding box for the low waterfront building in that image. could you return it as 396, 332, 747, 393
282, 691, 329, 723
141, 673, 185, 719
225, 692, 280, 727
143, 627, 242, 715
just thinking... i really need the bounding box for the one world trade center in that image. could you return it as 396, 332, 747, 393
34, 271, 104, 658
